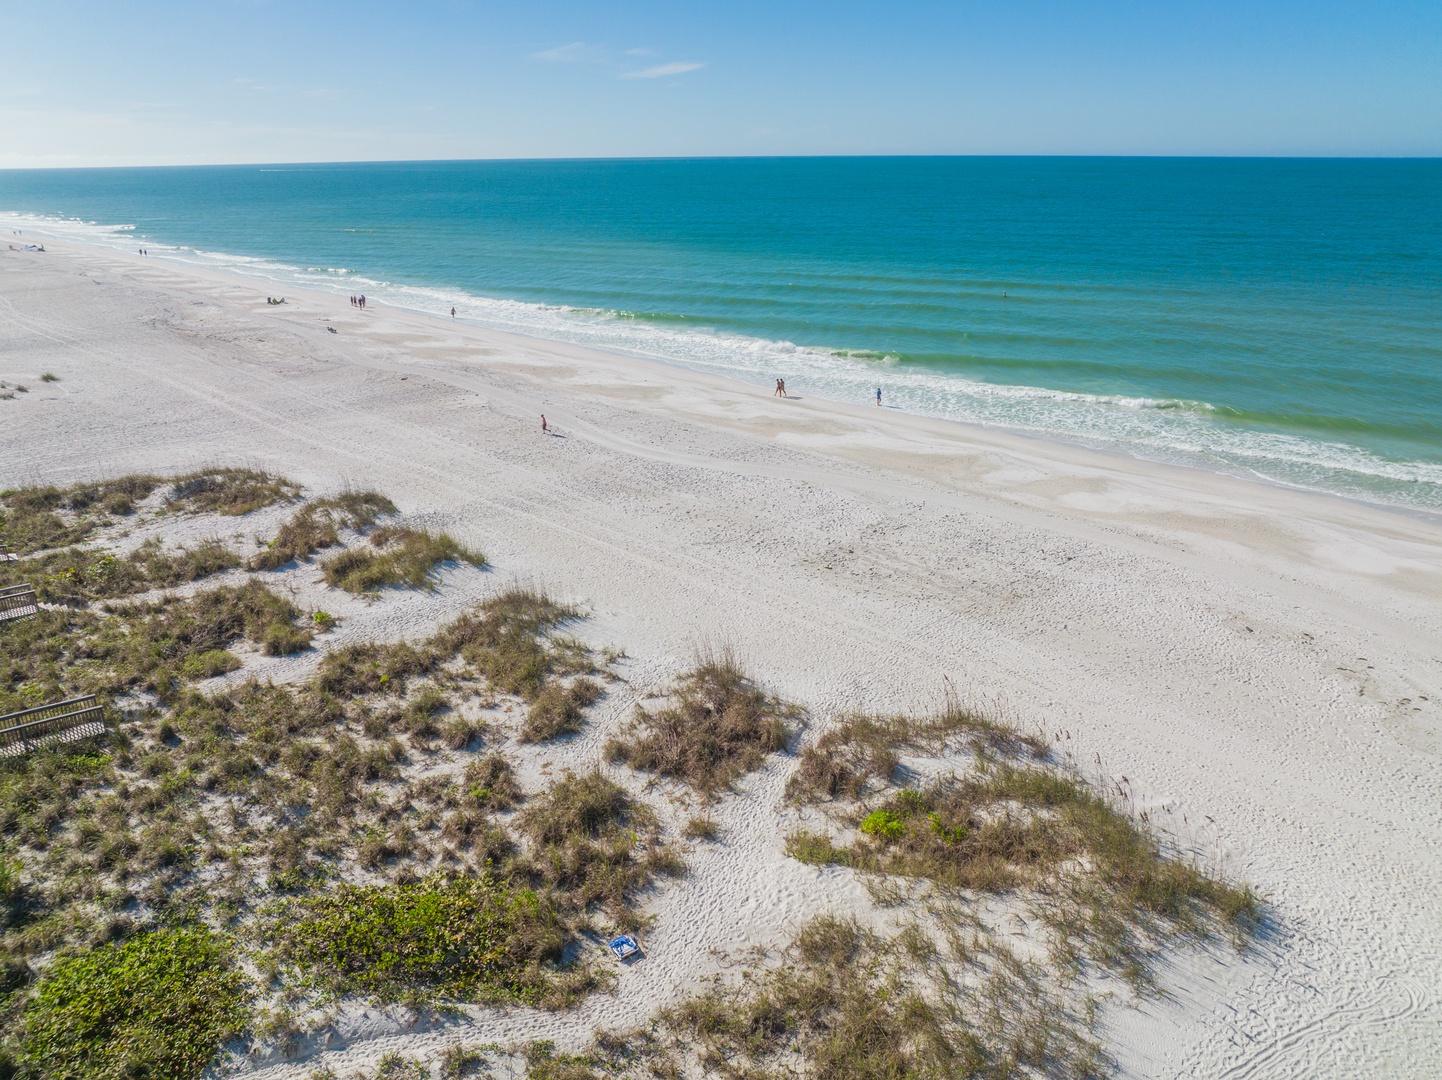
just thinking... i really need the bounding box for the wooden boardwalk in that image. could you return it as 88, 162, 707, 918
0, 584, 38, 624
0, 696, 107, 756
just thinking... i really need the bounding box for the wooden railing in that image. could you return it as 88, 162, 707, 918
0, 540, 17, 562
0, 696, 106, 756
0, 585, 38, 625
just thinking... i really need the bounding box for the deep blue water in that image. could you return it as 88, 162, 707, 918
3, 158, 1439, 510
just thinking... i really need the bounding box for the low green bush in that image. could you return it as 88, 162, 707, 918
270, 874, 570, 1006
16, 926, 248, 1080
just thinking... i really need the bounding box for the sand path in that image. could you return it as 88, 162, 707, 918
2, 242, 1440, 1078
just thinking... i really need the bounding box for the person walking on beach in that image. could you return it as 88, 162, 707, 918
775, 378, 785, 398
540, 414, 548, 435
876, 386, 882, 407
451, 307, 457, 319
359, 295, 366, 309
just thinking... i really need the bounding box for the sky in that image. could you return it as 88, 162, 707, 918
0, 0, 1438, 167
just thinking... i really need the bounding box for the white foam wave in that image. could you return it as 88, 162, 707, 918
5, 209, 1439, 513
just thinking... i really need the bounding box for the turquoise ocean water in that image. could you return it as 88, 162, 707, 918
2, 158, 1439, 513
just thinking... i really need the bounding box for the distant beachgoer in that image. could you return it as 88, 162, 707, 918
876, 387, 882, 406
540, 414, 548, 434
774, 378, 784, 397
327, 326, 337, 334
359, 295, 366, 309
1003, 290, 1007, 298
451, 307, 457, 319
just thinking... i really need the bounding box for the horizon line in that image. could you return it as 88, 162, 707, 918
3, 152, 1441, 173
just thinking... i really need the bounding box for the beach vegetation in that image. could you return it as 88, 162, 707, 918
521, 677, 602, 742
321, 526, 483, 593
250, 490, 395, 570
165, 469, 299, 517
783, 700, 1258, 985
14, 926, 249, 1080
38, 373, 58, 383
0, 469, 293, 557
607, 653, 801, 796
515, 770, 683, 931
268, 873, 585, 1008
2, 536, 242, 606
582, 914, 1105, 1080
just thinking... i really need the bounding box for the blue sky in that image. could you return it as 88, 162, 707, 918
1, 0, 1438, 166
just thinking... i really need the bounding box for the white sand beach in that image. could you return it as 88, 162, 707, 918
3, 240, 1440, 1078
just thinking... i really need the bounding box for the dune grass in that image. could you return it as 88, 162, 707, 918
1, 537, 242, 606
521, 678, 602, 743
607, 654, 801, 796
515, 771, 683, 932
321, 526, 483, 594
165, 469, 299, 517
583, 914, 1105, 1080
250, 491, 395, 570
784, 703, 1258, 986
0, 470, 296, 557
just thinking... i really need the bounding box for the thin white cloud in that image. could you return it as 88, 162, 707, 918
621, 61, 704, 79
625, 48, 658, 57
530, 42, 598, 63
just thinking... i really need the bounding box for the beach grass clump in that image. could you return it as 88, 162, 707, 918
321, 526, 483, 594
461, 754, 523, 812
0, 470, 296, 558
2, 537, 241, 606
520, 678, 602, 743
250, 491, 395, 570
0, 474, 162, 553
315, 640, 431, 697
14, 926, 249, 1080
432, 587, 591, 700
607, 654, 801, 795
165, 469, 298, 517
268, 874, 580, 1007
515, 771, 682, 930
784, 706, 1258, 982
787, 699, 1048, 804
603, 914, 1105, 1080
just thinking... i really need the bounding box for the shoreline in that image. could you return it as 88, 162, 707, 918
6, 210, 1439, 521
3, 238, 1442, 1076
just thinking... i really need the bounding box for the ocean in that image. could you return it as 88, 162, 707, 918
3, 158, 1439, 513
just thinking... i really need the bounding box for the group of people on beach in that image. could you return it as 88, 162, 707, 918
775, 376, 883, 406
137, 248, 149, 256
349, 295, 367, 309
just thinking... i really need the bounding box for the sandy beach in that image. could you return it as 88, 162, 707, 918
3, 239, 1441, 1078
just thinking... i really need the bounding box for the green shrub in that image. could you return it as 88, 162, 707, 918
16, 927, 248, 1080
858, 809, 905, 841
270, 874, 568, 1005
179, 649, 243, 680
